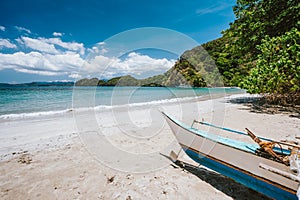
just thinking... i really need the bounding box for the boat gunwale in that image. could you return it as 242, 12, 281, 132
162, 112, 260, 155
162, 112, 297, 197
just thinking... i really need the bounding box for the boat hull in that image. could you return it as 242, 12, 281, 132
162, 112, 298, 200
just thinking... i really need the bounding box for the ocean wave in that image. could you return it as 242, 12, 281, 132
0, 96, 203, 120
0, 109, 74, 120
94, 96, 202, 110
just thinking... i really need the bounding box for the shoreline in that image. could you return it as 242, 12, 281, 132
0, 86, 243, 120
1, 94, 299, 199
0, 93, 229, 161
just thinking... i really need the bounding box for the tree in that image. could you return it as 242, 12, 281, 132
241, 28, 300, 96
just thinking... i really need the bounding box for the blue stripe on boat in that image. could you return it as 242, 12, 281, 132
183, 146, 297, 200
173, 116, 291, 156
171, 116, 260, 154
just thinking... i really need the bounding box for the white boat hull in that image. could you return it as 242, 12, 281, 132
162, 112, 298, 200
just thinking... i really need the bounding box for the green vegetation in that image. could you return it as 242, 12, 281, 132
75, 78, 101, 86
76, 0, 299, 105
241, 28, 300, 95
175, 0, 299, 104
164, 49, 223, 87
75, 75, 165, 87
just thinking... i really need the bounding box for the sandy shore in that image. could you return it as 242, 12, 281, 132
0, 95, 299, 199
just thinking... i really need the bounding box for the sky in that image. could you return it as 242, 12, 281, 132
0, 0, 236, 83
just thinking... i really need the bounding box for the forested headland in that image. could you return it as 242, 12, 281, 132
76, 0, 299, 106
170, 0, 299, 106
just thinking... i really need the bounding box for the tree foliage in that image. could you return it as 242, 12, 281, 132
77, 0, 300, 104
231, 0, 300, 56
184, 0, 300, 100
241, 28, 300, 94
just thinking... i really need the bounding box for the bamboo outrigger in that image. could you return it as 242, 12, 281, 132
162, 112, 300, 200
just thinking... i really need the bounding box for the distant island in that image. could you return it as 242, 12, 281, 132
74, 56, 223, 88
75, 75, 164, 87
74, 48, 225, 87
0, 81, 74, 87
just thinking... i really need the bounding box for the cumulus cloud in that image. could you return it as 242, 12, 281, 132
87, 42, 108, 55
0, 34, 88, 77
115, 52, 175, 75
90, 46, 108, 55
0, 26, 5, 31
53, 32, 63, 37
0, 51, 84, 76
83, 52, 176, 78
43, 37, 85, 55
68, 73, 82, 79
16, 36, 85, 55
0, 39, 17, 49
0, 34, 175, 79
14, 26, 31, 34
18, 36, 60, 54
44, 52, 84, 70
83, 55, 120, 74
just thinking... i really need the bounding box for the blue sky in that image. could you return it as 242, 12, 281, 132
0, 0, 236, 83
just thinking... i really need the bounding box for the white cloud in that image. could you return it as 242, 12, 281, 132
69, 73, 82, 79
97, 42, 106, 46
14, 26, 31, 34
87, 41, 107, 55
196, 3, 230, 15
0, 26, 5, 31
0, 39, 17, 49
0, 51, 84, 76
83, 54, 119, 74
53, 32, 63, 37
19, 36, 60, 54
0, 50, 175, 78
16, 36, 85, 55
90, 46, 108, 55
0, 35, 88, 77
43, 38, 85, 55
0, 33, 175, 79
83, 52, 175, 78
44, 52, 84, 70
115, 52, 175, 75
16, 68, 62, 76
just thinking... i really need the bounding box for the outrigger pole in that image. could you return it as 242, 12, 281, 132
192, 120, 300, 149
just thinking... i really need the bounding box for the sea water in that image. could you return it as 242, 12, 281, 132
0, 86, 243, 119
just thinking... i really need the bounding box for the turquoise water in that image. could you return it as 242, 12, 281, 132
0, 86, 243, 117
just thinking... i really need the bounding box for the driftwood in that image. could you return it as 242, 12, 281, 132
246, 128, 289, 165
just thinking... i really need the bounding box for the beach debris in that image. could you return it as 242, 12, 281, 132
17, 153, 32, 164
107, 175, 115, 184
126, 174, 134, 180
126, 195, 132, 200
170, 163, 179, 169
169, 150, 178, 162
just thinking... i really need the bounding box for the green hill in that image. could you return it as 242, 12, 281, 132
76, 0, 299, 105
171, 0, 299, 104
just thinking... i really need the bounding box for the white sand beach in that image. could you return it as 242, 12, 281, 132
0, 95, 299, 199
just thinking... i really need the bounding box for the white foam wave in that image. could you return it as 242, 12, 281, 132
0, 96, 202, 120
0, 109, 74, 120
